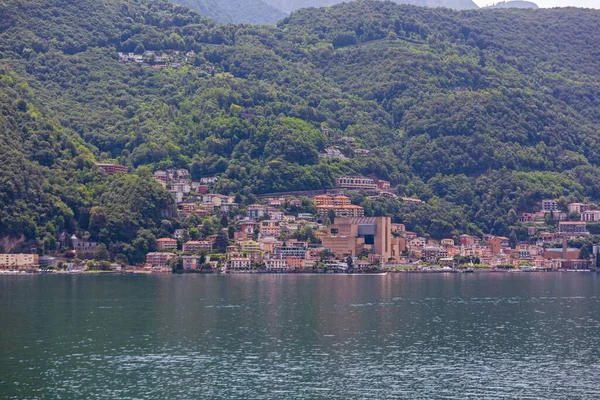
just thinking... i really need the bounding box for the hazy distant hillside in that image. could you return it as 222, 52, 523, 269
265, 0, 479, 13
484, 1, 538, 8
173, 0, 286, 23
176, 0, 479, 24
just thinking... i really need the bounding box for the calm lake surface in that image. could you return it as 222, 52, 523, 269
1, 273, 600, 399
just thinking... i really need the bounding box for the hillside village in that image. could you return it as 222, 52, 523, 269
3, 164, 599, 273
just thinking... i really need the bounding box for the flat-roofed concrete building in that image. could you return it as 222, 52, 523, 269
259, 220, 281, 237
581, 210, 600, 222
321, 217, 405, 261
569, 203, 590, 214
316, 204, 365, 218
146, 252, 176, 268
157, 238, 178, 251
559, 221, 589, 236
541, 199, 558, 212
183, 241, 213, 252
335, 176, 377, 191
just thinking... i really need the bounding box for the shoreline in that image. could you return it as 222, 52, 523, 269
0, 269, 597, 276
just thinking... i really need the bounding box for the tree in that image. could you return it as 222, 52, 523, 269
214, 229, 229, 253
189, 227, 200, 240
170, 257, 183, 273
220, 215, 229, 228
579, 245, 591, 260
346, 256, 354, 273
509, 231, 518, 249
93, 243, 109, 261
327, 209, 336, 224
568, 211, 581, 221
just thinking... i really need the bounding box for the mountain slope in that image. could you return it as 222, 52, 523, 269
485, 1, 539, 9
265, 0, 479, 13
175, 0, 479, 24
1, 0, 600, 250
172, 0, 287, 24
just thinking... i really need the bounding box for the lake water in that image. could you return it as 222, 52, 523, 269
1, 273, 600, 399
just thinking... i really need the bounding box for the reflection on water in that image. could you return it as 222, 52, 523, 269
1, 274, 600, 399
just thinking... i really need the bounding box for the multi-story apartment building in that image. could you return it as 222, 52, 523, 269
229, 257, 251, 269
335, 176, 378, 191
146, 252, 176, 268
568, 203, 590, 214
558, 221, 589, 236
265, 257, 288, 270
95, 163, 128, 175
316, 204, 365, 218
157, 238, 178, 251
182, 241, 213, 252
0, 254, 38, 269
581, 210, 600, 222
541, 199, 558, 212
259, 220, 281, 237
247, 204, 267, 219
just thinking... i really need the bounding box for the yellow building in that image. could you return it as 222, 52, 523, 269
316, 204, 365, 218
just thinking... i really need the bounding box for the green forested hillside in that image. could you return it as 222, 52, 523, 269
1, 0, 600, 255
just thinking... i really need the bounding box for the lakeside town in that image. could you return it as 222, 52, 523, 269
2, 163, 600, 275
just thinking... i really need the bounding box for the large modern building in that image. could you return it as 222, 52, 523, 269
321, 217, 405, 261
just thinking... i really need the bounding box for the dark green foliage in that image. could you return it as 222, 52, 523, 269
214, 229, 230, 253
2, 0, 600, 248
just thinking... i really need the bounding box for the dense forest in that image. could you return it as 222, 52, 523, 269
1, 0, 600, 259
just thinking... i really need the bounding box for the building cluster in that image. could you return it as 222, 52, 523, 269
117, 50, 198, 70
139, 190, 600, 272
13, 172, 600, 274
152, 168, 222, 207
522, 200, 600, 224
395, 230, 591, 270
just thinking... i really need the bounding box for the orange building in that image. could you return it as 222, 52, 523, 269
489, 236, 510, 255
313, 195, 333, 206
316, 204, 364, 218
